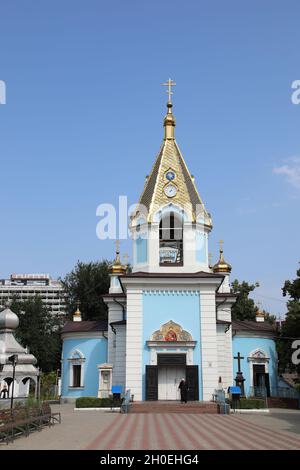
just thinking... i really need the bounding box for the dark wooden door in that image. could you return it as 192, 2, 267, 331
145, 365, 158, 401
253, 364, 270, 397
186, 365, 199, 401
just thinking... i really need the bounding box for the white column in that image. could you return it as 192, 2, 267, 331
125, 289, 143, 400
200, 287, 218, 401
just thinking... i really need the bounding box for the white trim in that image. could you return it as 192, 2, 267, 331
121, 277, 223, 290
248, 349, 269, 389
68, 349, 85, 387
147, 344, 196, 366
62, 331, 107, 340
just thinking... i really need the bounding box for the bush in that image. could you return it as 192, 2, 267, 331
75, 397, 113, 408
230, 398, 266, 409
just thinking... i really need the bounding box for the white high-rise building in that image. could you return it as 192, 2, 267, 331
0, 273, 66, 316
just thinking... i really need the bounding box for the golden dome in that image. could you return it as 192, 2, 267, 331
213, 241, 232, 274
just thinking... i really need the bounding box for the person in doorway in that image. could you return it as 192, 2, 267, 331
0, 384, 8, 399
178, 378, 188, 404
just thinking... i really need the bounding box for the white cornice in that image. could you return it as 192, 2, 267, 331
62, 332, 107, 340
121, 276, 223, 292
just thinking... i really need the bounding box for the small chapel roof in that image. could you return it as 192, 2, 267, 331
62, 319, 108, 334
232, 319, 277, 333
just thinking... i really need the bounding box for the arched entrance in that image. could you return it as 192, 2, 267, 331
146, 321, 198, 401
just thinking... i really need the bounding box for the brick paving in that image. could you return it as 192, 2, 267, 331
84, 413, 300, 450
2, 404, 300, 450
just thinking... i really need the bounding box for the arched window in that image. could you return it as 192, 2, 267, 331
159, 211, 183, 265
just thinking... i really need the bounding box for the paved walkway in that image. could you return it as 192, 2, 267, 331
2, 405, 300, 450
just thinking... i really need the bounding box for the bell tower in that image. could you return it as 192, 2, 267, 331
130, 79, 212, 273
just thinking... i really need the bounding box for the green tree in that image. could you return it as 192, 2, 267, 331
10, 296, 62, 373
231, 280, 259, 321
61, 260, 111, 321
278, 266, 300, 373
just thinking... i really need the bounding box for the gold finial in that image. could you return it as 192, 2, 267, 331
162, 78, 176, 103
115, 239, 121, 264
163, 79, 176, 139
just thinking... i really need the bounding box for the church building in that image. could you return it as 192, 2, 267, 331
60, 82, 278, 402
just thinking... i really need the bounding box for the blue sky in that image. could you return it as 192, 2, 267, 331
0, 1, 299, 316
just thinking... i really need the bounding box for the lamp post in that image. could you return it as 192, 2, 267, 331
8, 354, 18, 414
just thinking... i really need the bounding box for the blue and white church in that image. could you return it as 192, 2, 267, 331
61, 84, 278, 402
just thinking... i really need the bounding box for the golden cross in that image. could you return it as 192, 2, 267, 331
208, 252, 213, 266
219, 240, 224, 252
162, 78, 176, 102
115, 240, 121, 263
123, 253, 129, 265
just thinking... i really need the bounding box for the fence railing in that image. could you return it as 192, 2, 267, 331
249, 386, 299, 399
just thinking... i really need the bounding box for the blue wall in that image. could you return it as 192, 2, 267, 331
196, 231, 206, 263
232, 336, 277, 396
61, 336, 108, 398
136, 237, 148, 264
142, 291, 202, 400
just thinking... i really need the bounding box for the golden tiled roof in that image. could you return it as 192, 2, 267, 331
134, 102, 212, 225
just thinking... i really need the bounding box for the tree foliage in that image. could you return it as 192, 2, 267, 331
61, 260, 111, 321
231, 280, 276, 323
231, 280, 259, 321
277, 266, 300, 373
10, 296, 62, 373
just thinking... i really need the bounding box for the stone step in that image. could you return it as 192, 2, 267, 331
130, 401, 218, 414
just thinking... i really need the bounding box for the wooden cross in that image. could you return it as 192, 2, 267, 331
162, 78, 176, 102
234, 352, 244, 373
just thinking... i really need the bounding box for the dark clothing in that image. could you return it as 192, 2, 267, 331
178, 380, 188, 403
0, 389, 8, 399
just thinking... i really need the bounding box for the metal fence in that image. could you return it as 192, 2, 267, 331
249, 386, 299, 399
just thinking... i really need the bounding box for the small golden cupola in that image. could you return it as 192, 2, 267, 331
109, 241, 127, 276
256, 303, 265, 322
109, 241, 127, 294
213, 240, 232, 274
73, 301, 82, 322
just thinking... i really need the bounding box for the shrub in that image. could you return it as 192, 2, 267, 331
230, 398, 266, 409
75, 397, 113, 408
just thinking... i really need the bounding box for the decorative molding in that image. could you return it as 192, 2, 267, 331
147, 341, 197, 348
143, 289, 200, 296
248, 348, 270, 362
151, 320, 193, 342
